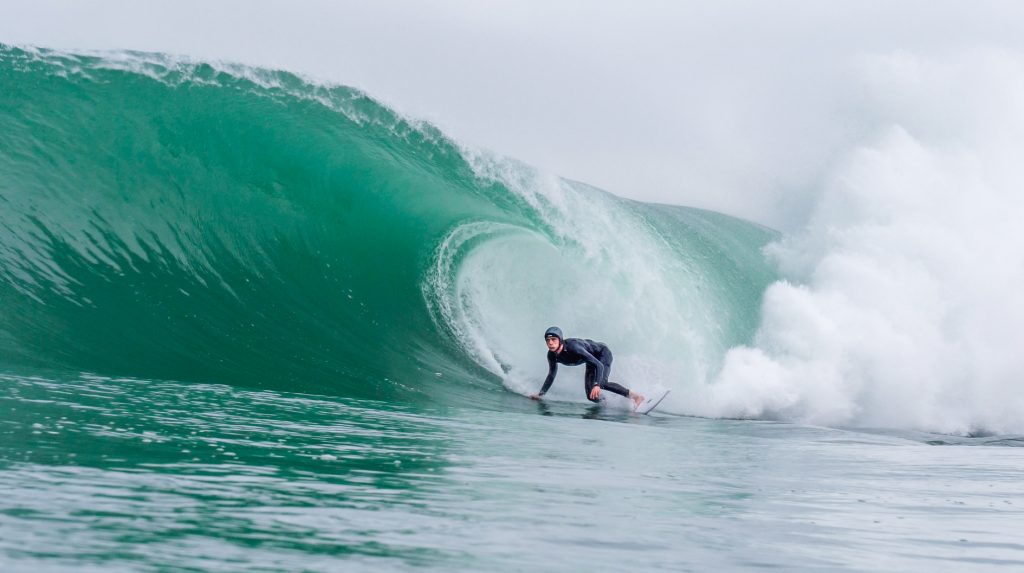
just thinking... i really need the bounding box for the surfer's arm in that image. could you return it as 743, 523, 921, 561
535, 353, 558, 397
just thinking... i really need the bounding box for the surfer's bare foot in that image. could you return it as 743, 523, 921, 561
631, 392, 646, 409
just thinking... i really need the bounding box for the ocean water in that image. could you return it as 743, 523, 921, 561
1, 45, 1022, 571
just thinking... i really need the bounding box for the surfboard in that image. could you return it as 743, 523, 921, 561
634, 389, 670, 415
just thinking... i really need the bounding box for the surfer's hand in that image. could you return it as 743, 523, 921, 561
529, 394, 541, 400
589, 386, 601, 400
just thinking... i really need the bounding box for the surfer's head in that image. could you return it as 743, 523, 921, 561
544, 326, 563, 351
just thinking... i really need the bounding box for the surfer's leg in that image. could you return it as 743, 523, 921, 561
594, 352, 644, 407
596, 353, 629, 397
600, 381, 631, 397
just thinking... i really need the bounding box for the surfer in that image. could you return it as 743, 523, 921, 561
529, 326, 646, 408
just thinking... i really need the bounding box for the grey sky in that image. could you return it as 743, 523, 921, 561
3, 1, 1023, 229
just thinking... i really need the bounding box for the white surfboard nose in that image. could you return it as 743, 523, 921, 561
635, 389, 671, 415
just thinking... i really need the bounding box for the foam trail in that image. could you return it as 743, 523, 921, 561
701, 49, 1024, 434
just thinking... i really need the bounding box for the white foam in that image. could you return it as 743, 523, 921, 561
703, 49, 1024, 434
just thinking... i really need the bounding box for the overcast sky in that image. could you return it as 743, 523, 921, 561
3, 1, 1023, 229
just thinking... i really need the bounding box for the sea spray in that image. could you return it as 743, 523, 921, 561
704, 50, 1024, 434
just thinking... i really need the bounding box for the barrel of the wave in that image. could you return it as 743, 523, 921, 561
421, 154, 781, 406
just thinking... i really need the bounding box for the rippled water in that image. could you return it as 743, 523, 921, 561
2, 371, 1022, 572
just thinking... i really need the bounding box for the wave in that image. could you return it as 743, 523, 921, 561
0, 45, 777, 406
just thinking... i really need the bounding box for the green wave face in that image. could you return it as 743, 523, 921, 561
0, 46, 778, 405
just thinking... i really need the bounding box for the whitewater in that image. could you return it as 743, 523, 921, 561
1, 45, 1023, 572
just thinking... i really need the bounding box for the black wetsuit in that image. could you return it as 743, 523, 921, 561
538, 338, 631, 402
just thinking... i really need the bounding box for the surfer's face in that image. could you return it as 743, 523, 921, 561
546, 336, 561, 352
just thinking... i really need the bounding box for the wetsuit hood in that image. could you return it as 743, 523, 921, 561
544, 326, 563, 341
